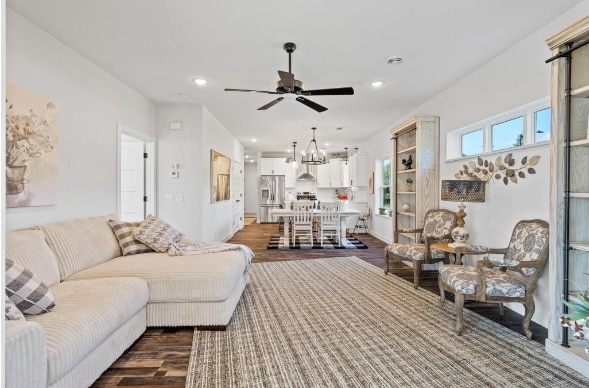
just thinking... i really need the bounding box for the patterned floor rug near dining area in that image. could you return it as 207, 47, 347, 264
266, 235, 368, 249
185, 256, 589, 388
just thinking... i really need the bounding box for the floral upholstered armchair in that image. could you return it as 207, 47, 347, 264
384, 209, 457, 289
438, 219, 549, 339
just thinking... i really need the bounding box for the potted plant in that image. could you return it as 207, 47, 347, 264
378, 207, 386, 215
560, 273, 589, 356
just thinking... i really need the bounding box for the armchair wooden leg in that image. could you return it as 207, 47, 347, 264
413, 261, 421, 289
384, 251, 390, 275
455, 293, 465, 336
438, 277, 446, 307
522, 300, 535, 340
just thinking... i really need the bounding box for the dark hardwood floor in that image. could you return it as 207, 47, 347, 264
92, 221, 547, 387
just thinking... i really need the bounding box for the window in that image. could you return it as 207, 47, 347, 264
461, 129, 483, 156
491, 117, 524, 151
534, 107, 551, 143
447, 97, 550, 160
377, 157, 391, 213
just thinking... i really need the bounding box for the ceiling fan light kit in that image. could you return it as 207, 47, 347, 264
224, 42, 354, 112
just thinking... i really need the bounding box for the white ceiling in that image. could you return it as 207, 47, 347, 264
7, 1, 582, 158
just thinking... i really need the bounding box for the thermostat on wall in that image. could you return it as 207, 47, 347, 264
170, 121, 182, 130
171, 171, 179, 178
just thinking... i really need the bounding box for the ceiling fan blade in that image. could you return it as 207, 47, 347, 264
278, 71, 295, 91
258, 97, 284, 110
225, 88, 277, 94
302, 87, 354, 96
296, 97, 327, 113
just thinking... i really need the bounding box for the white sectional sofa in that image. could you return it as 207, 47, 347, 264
5, 214, 250, 388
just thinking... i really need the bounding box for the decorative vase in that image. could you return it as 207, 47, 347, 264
6, 164, 27, 195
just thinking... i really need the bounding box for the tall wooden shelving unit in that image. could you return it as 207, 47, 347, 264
390, 117, 439, 242
545, 14, 589, 378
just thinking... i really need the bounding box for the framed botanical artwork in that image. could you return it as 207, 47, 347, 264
6, 84, 59, 208
368, 172, 374, 194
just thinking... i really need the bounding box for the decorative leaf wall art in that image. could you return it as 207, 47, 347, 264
454, 153, 540, 185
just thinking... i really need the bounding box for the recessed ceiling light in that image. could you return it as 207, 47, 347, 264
245, 155, 249, 159
251, 139, 257, 142
177, 93, 189, 99
250, 160, 255, 163
370, 81, 385, 88
386, 56, 403, 65
193, 78, 208, 86
324, 143, 330, 147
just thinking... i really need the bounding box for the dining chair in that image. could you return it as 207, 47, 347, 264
438, 219, 549, 339
318, 201, 341, 246
384, 209, 457, 289
292, 200, 315, 246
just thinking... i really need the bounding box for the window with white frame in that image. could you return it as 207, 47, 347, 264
376, 157, 391, 213
449, 98, 551, 160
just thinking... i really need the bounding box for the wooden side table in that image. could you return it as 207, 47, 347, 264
430, 243, 487, 265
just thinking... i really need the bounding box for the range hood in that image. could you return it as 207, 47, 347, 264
297, 164, 315, 181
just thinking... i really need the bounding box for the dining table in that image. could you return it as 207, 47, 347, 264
270, 208, 361, 248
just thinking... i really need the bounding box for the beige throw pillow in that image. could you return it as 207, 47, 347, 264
109, 219, 155, 256
6, 258, 55, 315
132, 215, 184, 253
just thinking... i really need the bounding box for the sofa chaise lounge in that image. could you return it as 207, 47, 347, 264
5, 214, 250, 388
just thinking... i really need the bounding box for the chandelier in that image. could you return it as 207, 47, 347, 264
301, 127, 326, 165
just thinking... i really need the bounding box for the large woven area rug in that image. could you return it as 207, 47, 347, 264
186, 257, 589, 387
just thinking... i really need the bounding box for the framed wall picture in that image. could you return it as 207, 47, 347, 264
368, 172, 374, 194
6, 83, 59, 208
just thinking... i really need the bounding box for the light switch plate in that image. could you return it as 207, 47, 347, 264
165, 194, 173, 202
174, 194, 184, 202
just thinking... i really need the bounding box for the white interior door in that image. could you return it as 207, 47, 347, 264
232, 161, 243, 233
120, 138, 145, 221
117, 124, 156, 222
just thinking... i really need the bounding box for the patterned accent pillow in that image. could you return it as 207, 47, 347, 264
132, 215, 184, 253
6, 258, 55, 315
108, 219, 155, 256
5, 293, 25, 321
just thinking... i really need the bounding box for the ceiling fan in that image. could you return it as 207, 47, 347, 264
224, 42, 354, 112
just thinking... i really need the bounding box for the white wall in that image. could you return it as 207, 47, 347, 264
5, 10, 156, 230
244, 162, 258, 214
156, 104, 203, 239
202, 107, 244, 242
156, 104, 244, 241
361, 3, 589, 327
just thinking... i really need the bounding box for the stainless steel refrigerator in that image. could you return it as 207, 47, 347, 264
259, 175, 285, 223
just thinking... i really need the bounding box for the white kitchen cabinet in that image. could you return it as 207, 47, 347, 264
329, 158, 349, 187
259, 158, 286, 175
329, 158, 343, 187
316, 163, 330, 187
284, 163, 297, 188
348, 153, 368, 186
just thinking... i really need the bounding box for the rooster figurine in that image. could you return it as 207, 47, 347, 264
401, 154, 413, 170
